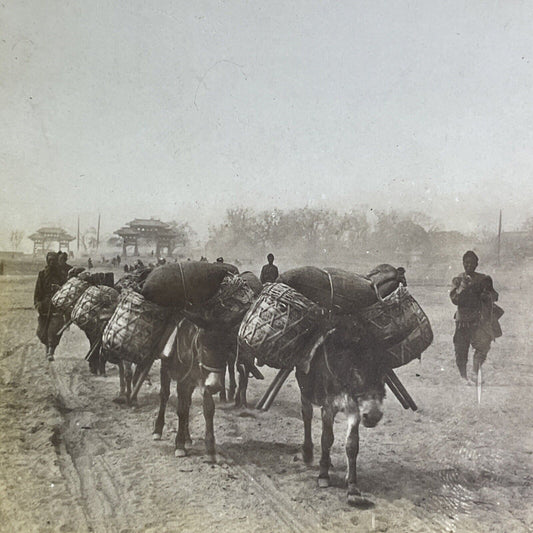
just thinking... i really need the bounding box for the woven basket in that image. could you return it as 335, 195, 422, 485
72, 286, 119, 334
197, 274, 255, 327
238, 283, 325, 369
51, 277, 91, 313
102, 289, 171, 364
384, 316, 433, 368
359, 286, 433, 365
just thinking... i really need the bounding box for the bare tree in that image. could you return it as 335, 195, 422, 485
10, 230, 24, 251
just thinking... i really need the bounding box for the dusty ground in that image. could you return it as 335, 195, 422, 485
0, 265, 532, 533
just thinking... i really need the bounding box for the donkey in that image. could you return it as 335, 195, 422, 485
152, 318, 232, 462
295, 331, 386, 506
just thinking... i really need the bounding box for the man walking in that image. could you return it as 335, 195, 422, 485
260, 253, 279, 284
450, 250, 502, 384
34, 252, 65, 361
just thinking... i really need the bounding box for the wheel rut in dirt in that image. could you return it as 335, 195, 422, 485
49, 361, 135, 533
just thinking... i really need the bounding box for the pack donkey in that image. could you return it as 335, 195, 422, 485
295, 331, 386, 505
152, 318, 234, 462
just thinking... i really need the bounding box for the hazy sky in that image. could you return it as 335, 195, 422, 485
1, 0, 533, 251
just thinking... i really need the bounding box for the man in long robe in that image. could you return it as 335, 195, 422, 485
450, 250, 502, 383
34, 252, 65, 361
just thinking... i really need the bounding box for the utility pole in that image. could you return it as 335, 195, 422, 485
77, 215, 80, 253
96, 213, 101, 251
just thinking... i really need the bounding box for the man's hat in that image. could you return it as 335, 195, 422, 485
463, 250, 479, 263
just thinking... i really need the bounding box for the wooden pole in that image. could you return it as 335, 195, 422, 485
96, 213, 101, 251
260, 368, 292, 411
77, 216, 80, 253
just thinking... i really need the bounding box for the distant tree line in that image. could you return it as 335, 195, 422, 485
204, 207, 479, 264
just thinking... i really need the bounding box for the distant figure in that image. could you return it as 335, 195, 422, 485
124, 264, 129, 273
216, 257, 224, 263
57, 252, 72, 284
0, 260, 4, 276
133, 259, 145, 271
34, 252, 65, 361
450, 250, 503, 384
87, 257, 93, 269
260, 253, 279, 284
200, 256, 208, 262
116, 255, 121, 266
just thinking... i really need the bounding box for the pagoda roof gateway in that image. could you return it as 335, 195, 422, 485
29, 227, 75, 242
115, 226, 140, 237
129, 218, 171, 229
115, 218, 179, 237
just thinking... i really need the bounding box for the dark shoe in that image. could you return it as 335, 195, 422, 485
47, 353, 54, 362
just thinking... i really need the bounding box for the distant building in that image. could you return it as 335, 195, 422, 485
115, 218, 179, 257
28, 227, 75, 255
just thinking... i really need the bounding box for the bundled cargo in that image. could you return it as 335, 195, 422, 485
115, 268, 153, 293
102, 289, 172, 364
193, 274, 255, 328
238, 282, 325, 369
71, 285, 120, 334
240, 271, 263, 297
277, 266, 377, 314
141, 261, 236, 308
366, 264, 406, 299
358, 285, 433, 365
51, 277, 91, 313
86, 272, 114, 288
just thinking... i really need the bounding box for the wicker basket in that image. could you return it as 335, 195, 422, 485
196, 274, 255, 327
359, 286, 433, 365
102, 289, 172, 364
51, 277, 91, 313
384, 317, 433, 368
238, 283, 325, 369
72, 286, 119, 334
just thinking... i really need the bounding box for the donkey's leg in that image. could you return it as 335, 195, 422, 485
112, 361, 128, 404
219, 366, 227, 402
301, 393, 314, 464
234, 363, 249, 408
153, 361, 171, 440
202, 387, 216, 463
227, 353, 237, 402
318, 403, 337, 488
124, 362, 133, 405
345, 398, 363, 501
175, 383, 194, 457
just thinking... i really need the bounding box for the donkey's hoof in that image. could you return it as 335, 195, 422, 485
175, 448, 187, 458
152, 433, 162, 441
112, 395, 127, 405
317, 477, 330, 488
302, 449, 313, 464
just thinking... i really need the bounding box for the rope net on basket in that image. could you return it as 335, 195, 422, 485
102, 290, 171, 365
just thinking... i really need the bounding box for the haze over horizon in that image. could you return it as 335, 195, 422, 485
2, 1, 533, 253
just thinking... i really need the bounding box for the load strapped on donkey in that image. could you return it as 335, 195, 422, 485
238, 264, 433, 410
101, 261, 262, 399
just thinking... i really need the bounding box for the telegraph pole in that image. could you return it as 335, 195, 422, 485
96, 213, 101, 251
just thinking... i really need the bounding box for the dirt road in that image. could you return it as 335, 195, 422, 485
0, 270, 531, 532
